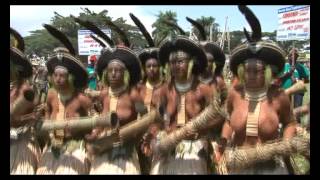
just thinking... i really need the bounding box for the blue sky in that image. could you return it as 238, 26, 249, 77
10, 5, 292, 37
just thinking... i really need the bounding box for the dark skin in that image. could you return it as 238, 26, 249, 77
215, 59, 297, 162
199, 53, 227, 104
166, 56, 207, 131
86, 61, 143, 141
138, 58, 167, 110
200, 53, 214, 80
137, 58, 167, 160
10, 80, 36, 127
165, 80, 210, 133
141, 54, 213, 156
145, 58, 160, 82
46, 68, 92, 139
198, 76, 226, 133
10, 62, 39, 127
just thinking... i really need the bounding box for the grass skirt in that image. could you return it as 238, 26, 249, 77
10, 134, 41, 174
89, 143, 141, 174
36, 140, 89, 174
150, 138, 209, 174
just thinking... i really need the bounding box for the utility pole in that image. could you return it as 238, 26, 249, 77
227, 21, 231, 54
209, 23, 213, 41
220, 16, 228, 50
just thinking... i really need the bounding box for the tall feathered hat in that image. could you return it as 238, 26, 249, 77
10, 27, 33, 78
158, 21, 207, 76
229, 5, 286, 76
74, 17, 141, 86
43, 24, 88, 89
186, 17, 226, 76
72, 16, 114, 55
104, 18, 131, 48
129, 13, 159, 69
95, 47, 142, 87
74, 17, 141, 87
159, 35, 207, 76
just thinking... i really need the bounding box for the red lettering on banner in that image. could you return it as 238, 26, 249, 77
294, 24, 303, 30
84, 40, 95, 43
283, 18, 309, 25
283, 11, 299, 18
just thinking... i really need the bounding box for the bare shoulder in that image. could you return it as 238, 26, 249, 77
268, 85, 287, 102
76, 92, 92, 111
227, 85, 241, 100
159, 81, 169, 92
77, 92, 91, 102
129, 86, 143, 102
47, 88, 57, 101
197, 82, 210, 89
21, 81, 33, 91
135, 81, 145, 90
215, 76, 226, 90
197, 82, 213, 96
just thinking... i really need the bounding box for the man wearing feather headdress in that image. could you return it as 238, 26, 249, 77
143, 31, 220, 174
186, 17, 227, 105
36, 24, 92, 174
74, 17, 146, 174
128, 13, 169, 174
214, 6, 297, 174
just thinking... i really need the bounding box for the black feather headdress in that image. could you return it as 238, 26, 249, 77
43, 24, 76, 55
129, 13, 155, 47
163, 20, 186, 35
104, 18, 130, 47
238, 5, 262, 43
229, 5, 285, 77
10, 27, 32, 78
186, 17, 206, 41
72, 16, 114, 47
10, 27, 25, 52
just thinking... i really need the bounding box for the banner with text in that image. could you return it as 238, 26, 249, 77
276, 5, 310, 41
78, 29, 111, 55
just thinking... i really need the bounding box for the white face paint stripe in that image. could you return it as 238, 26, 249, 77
54, 65, 69, 73
109, 59, 126, 68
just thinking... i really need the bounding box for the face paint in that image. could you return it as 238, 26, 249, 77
52, 66, 71, 92
243, 59, 266, 90
145, 58, 160, 82
107, 60, 126, 89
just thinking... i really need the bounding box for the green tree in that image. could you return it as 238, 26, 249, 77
152, 11, 179, 46
229, 30, 245, 51
22, 8, 146, 64
192, 16, 219, 41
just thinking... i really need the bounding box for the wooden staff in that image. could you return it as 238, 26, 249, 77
154, 93, 226, 155
87, 108, 163, 155
290, 43, 296, 107
35, 112, 118, 134
217, 136, 309, 174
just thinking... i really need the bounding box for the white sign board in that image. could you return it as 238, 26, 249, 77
78, 29, 111, 55
276, 5, 310, 41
